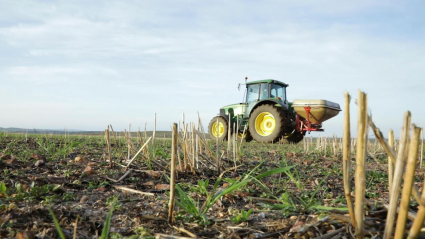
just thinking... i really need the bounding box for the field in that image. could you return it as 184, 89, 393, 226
0, 128, 424, 238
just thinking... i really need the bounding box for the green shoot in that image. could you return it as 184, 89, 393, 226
100, 196, 119, 239
231, 209, 253, 224
0, 182, 7, 196
47, 207, 66, 239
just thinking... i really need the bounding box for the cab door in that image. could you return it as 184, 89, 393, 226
245, 83, 269, 118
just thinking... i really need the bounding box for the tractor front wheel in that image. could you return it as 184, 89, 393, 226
248, 104, 287, 143
208, 116, 228, 141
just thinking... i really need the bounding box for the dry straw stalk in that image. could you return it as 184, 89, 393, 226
128, 124, 132, 159
125, 137, 152, 169
388, 130, 395, 195
408, 160, 425, 238
168, 123, 178, 224
238, 124, 248, 153
383, 111, 411, 239
105, 127, 112, 168
233, 123, 236, 167
369, 120, 397, 166
370, 116, 422, 203
194, 130, 217, 163
342, 91, 356, 227
421, 128, 424, 168
394, 124, 421, 238
227, 117, 231, 158
191, 123, 196, 170
354, 90, 368, 238
236, 116, 239, 157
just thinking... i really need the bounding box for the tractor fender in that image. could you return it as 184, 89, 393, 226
216, 114, 230, 124
249, 99, 288, 117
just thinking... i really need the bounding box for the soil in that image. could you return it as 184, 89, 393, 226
0, 135, 424, 238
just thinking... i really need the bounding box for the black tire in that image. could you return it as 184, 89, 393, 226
208, 116, 228, 141
286, 131, 304, 144
248, 104, 287, 143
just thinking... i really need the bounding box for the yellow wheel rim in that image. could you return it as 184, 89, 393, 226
282, 130, 295, 139
212, 122, 224, 137
254, 112, 276, 136
234, 132, 245, 139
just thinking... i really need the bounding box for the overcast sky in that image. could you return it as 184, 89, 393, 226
1, 0, 424, 138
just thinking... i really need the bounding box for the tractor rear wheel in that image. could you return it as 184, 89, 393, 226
208, 116, 228, 141
285, 131, 305, 144
248, 104, 287, 143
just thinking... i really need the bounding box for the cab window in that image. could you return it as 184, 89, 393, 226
246, 84, 260, 103
270, 83, 286, 101
259, 83, 269, 100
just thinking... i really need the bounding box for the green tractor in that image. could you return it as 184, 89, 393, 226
208, 79, 341, 143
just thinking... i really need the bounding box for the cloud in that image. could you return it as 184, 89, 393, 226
0, 1, 424, 137
8, 66, 86, 76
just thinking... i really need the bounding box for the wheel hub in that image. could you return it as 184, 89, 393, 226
212, 122, 224, 137
255, 112, 276, 136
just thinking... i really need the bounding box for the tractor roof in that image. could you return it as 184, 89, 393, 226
246, 79, 289, 87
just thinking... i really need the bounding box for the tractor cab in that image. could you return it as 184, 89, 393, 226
244, 80, 289, 118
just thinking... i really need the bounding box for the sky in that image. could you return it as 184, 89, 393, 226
1, 0, 424, 138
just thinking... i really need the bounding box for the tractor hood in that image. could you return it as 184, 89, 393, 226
219, 103, 245, 117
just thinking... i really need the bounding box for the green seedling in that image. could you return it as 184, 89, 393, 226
42, 195, 59, 205
63, 169, 72, 178
0, 182, 7, 196
101, 196, 119, 239
48, 196, 119, 239
106, 196, 123, 210
231, 209, 253, 224
15, 183, 23, 193
62, 192, 75, 202
155, 147, 169, 159
134, 226, 153, 238
88, 182, 99, 190
272, 170, 348, 213
174, 164, 294, 225
48, 207, 66, 239
189, 179, 209, 196
0, 200, 5, 210
11, 183, 61, 204
174, 184, 205, 224
273, 192, 298, 216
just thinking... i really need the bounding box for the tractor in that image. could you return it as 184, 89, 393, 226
208, 78, 341, 143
